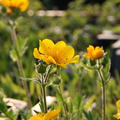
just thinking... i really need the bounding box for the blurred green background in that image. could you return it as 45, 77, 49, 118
0, 0, 120, 119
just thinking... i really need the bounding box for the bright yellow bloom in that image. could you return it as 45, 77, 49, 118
33, 39, 79, 69
29, 109, 60, 120
0, 0, 29, 12
113, 100, 120, 119
84, 45, 104, 60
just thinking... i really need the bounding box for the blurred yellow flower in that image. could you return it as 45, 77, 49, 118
113, 100, 120, 119
84, 45, 104, 60
33, 39, 79, 69
29, 109, 60, 120
0, 0, 29, 12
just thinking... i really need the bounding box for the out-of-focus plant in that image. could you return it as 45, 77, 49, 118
0, 0, 32, 108
0, 97, 31, 120
83, 45, 111, 120
0, 97, 17, 120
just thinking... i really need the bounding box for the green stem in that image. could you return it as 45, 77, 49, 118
41, 74, 47, 113
10, 24, 16, 47
57, 87, 68, 119
97, 68, 106, 120
42, 84, 47, 113
10, 22, 32, 109
57, 69, 68, 119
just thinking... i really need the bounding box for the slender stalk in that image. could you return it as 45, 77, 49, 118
17, 59, 32, 109
41, 74, 47, 113
42, 84, 47, 113
102, 82, 106, 120
97, 68, 106, 120
57, 86, 68, 119
57, 68, 69, 119
10, 21, 32, 109
10, 24, 16, 47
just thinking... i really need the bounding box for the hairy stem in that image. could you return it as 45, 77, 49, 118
97, 69, 106, 120
42, 84, 47, 113
10, 22, 32, 109
41, 74, 47, 113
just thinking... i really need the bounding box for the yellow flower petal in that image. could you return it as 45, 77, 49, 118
19, 0, 29, 11
33, 48, 56, 65
54, 41, 66, 50
29, 109, 60, 120
116, 100, 120, 113
87, 45, 94, 53
92, 47, 103, 59
84, 45, 104, 60
33, 48, 41, 59
29, 114, 44, 120
0, 0, 29, 12
113, 113, 120, 119
43, 109, 61, 120
57, 63, 67, 69
69, 55, 80, 63
116, 100, 120, 108
84, 53, 91, 59
39, 39, 55, 56
42, 55, 56, 65
0, 0, 9, 6
56, 45, 75, 64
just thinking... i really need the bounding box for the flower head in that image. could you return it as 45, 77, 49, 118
113, 100, 120, 119
29, 109, 60, 120
84, 45, 104, 60
0, 0, 29, 13
33, 39, 79, 69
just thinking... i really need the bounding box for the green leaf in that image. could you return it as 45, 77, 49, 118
10, 49, 18, 62
16, 36, 28, 57
101, 53, 111, 82
84, 111, 100, 120
1, 74, 26, 98
36, 84, 41, 97
84, 95, 96, 112
0, 98, 17, 120
30, 81, 35, 95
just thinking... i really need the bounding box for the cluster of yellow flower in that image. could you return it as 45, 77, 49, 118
0, 0, 29, 13
33, 39, 120, 120
33, 39, 104, 68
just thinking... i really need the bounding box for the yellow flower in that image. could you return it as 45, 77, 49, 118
33, 39, 79, 69
29, 109, 60, 120
84, 45, 104, 60
0, 0, 29, 12
113, 100, 120, 119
